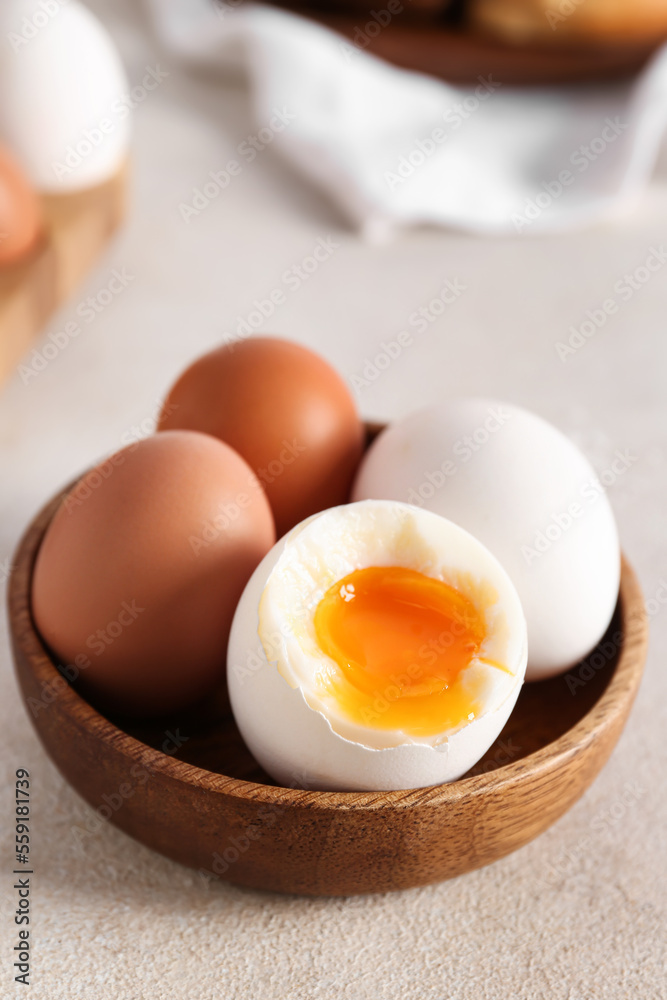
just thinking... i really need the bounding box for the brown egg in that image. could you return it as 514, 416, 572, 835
158, 337, 365, 537
0, 147, 41, 266
32, 431, 276, 718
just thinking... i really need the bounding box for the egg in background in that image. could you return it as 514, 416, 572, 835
0, 0, 130, 192
0, 146, 42, 266
228, 500, 527, 791
352, 400, 621, 680
32, 431, 276, 718
158, 337, 365, 537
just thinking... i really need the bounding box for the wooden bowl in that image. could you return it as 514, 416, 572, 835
8, 474, 648, 896
272, 1, 663, 84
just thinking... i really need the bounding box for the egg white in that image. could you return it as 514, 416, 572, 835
0, 1, 130, 192
227, 500, 527, 792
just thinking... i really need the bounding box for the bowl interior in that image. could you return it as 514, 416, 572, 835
100, 604, 623, 787
9, 471, 648, 894
104, 419, 627, 783
18, 422, 631, 794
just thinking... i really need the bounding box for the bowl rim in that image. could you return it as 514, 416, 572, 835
10, 482, 648, 812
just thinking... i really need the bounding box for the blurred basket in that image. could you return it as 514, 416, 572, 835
270, 0, 667, 84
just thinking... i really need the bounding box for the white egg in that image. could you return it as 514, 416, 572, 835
0, 1, 130, 192
228, 500, 527, 792
352, 400, 621, 680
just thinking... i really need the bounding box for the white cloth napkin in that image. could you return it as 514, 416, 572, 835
147, 0, 667, 238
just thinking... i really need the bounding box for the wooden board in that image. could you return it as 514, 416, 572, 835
0, 167, 126, 388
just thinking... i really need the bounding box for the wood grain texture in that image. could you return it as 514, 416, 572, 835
468, 0, 667, 47
8, 470, 648, 896
0, 167, 126, 388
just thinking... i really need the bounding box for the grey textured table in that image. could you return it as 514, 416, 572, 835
0, 2, 666, 997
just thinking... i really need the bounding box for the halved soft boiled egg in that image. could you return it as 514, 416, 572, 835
227, 500, 527, 791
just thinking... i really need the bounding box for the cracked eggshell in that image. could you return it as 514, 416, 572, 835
227, 500, 527, 792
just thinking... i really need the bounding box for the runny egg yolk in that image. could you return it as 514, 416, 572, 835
313, 566, 490, 737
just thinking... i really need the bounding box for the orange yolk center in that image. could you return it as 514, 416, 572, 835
313, 565, 488, 737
